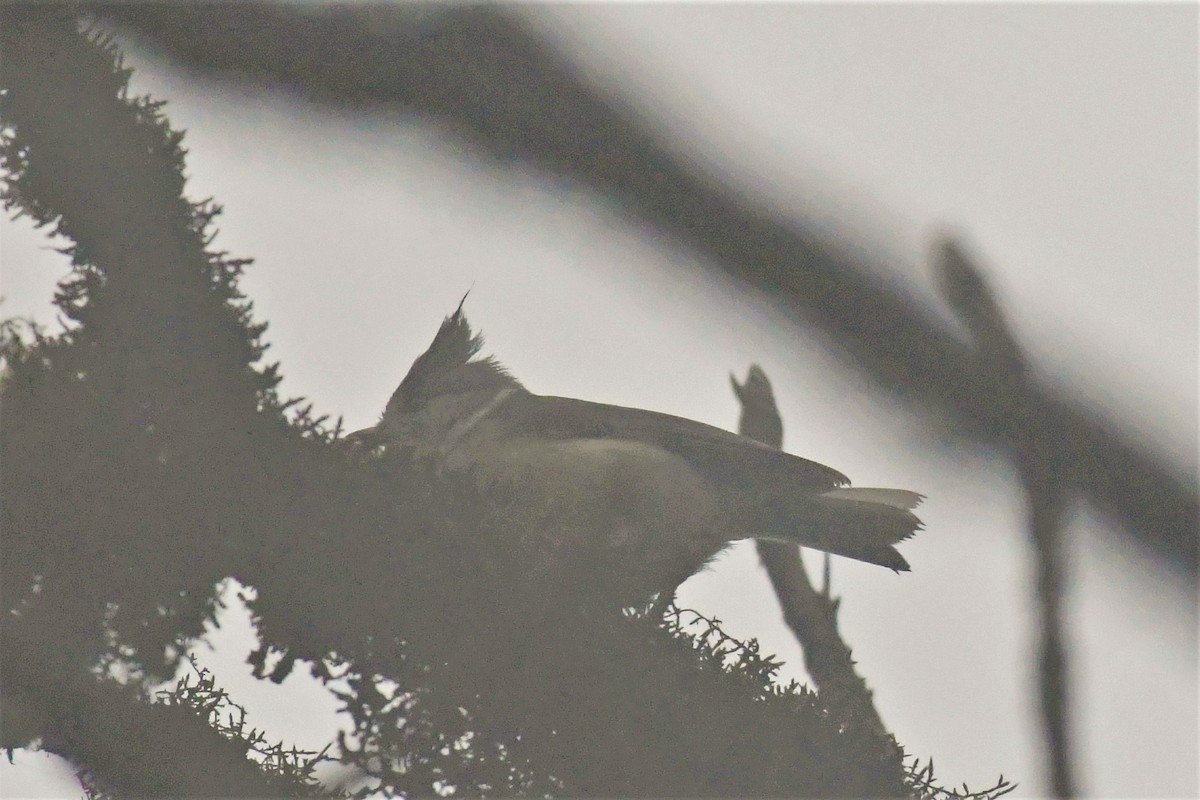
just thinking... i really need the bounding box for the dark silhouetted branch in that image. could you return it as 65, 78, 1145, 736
0, 9, 316, 794
733, 365, 898, 760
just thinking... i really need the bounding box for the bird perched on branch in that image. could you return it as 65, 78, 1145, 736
347, 299, 923, 602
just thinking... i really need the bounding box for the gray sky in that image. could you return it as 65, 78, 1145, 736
1, 5, 1196, 797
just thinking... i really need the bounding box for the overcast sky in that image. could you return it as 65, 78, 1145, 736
2, 5, 1196, 798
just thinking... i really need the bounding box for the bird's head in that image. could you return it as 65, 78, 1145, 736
365, 295, 523, 454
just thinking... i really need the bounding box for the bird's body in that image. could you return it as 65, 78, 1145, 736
351, 301, 923, 601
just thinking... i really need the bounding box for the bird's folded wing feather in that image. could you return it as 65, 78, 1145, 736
487, 393, 850, 491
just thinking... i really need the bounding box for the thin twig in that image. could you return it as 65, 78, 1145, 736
733, 365, 897, 758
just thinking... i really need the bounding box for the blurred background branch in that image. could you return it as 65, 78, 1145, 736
934, 236, 1075, 798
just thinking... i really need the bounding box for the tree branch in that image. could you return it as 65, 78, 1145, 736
733, 365, 899, 760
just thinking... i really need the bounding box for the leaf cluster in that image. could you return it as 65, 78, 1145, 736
75, 659, 335, 800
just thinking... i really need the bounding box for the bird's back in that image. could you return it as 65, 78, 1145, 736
486, 392, 851, 494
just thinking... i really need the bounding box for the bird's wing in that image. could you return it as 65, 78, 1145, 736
487, 394, 850, 491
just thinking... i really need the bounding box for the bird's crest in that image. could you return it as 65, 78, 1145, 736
386, 293, 522, 414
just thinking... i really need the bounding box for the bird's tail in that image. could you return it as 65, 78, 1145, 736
758, 487, 924, 572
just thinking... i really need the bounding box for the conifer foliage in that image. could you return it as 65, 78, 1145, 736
1, 10, 1009, 798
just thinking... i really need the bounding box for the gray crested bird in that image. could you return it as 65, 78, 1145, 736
349, 300, 924, 600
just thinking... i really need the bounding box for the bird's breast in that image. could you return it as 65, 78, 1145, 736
460, 437, 727, 576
